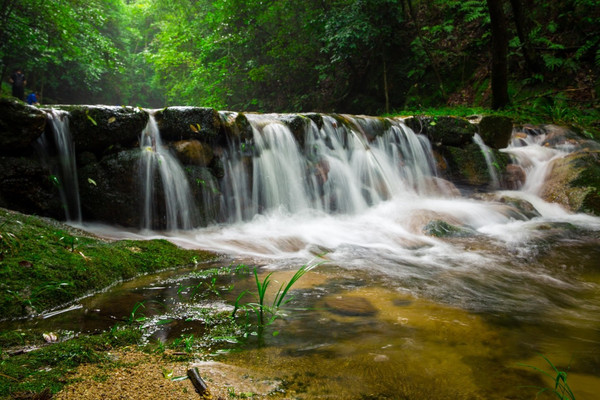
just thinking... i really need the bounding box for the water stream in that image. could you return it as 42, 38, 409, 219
18, 115, 600, 398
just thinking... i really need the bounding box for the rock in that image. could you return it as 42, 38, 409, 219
540, 150, 600, 215
478, 115, 513, 149
219, 111, 253, 142
0, 97, 46, 155
325, 296, 378, 317
404, 116, 477, 147
60, 105, 148, 155
502, 164, 527, 190
78, 149, 144, 227
173, 140, 214, 167
155, 106, 222, 143
442, 143, 510, 187
302, 112, 324, 130
278, 114, 312, 148
423, 220, 476, 238
185, 166, 221, 225
0, 156, 63, 218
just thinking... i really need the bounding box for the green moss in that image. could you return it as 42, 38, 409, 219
423, 220, 475, 238
0, 208, 217, 319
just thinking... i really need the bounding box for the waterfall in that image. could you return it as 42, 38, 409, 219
38, 110, 82, 223
472, 133, 500, 189
218, 114, 440, 222
139, 113, 198, 230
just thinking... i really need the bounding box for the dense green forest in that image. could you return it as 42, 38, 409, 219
1, 0, 598, 117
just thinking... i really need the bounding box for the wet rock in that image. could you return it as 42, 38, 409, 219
278, 114, 311, 148
404, 116, 477, 147
219, 111, 253, 142
325, 296, 378, 317
173, 140, 214, 167
423, 220, 476, 238
473, 193, 540, 219
0, 156, 62, 218
302, 112, 324, 130
0, 97, 46, 155
541, 150, 600, 215
442, 143, 509, 187
155, 106, 222, 143
185, 166, 221, 225
58, 105, 148, 156
78, 149, 144, 227
502, 164, 526, 190
477, 115, 513, 149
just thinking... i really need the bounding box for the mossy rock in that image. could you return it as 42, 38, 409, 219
478, 115, 513, 149
278, 114, 311, 148
185, 166, 221, 226
302, 112, 324, 130
155, 106, 222, 143
325, 296, 378, 316
0, 97, 46, 155
219, 111, 253, 143
442, 143, 510, 187
541, 150, 600, 215
423, 220, 476, 238
404, 116, 477, 147
59, 105, 148, 155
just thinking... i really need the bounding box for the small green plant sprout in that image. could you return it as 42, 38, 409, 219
520, 354, 575, 400
234, 261, 321, 336
125, 301, 148, 325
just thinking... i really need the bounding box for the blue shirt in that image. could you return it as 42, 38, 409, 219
26, 93, 38, 105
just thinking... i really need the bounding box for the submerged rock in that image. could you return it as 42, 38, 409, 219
325, 296, 378, 317
423, 220, 476, 238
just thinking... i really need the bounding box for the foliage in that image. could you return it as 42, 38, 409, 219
233, 262, 320, 337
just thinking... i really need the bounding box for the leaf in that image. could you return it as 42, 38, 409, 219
86, 114, 98, 126
190, 124, 198, 133
108, 116, 116, 124
87, 178, 97, 186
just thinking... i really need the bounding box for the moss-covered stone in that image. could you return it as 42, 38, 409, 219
441, 143, 510, 187
541, 150, 600, 215
155, 106, 222, 143
404, 116, 477, 147
173, 140, 214, 167
0, 97, 46, 155
478, 115, 513, 149
219, 111, 253, 142
423, 220, 476, 237
0, 207, 217, 319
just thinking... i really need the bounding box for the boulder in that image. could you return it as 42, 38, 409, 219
478, 115, 513, 149
541, 150, 600, 215
441, 143, 510, 187
0, 97, 46, 155
502, 164, 526, 190
78, 149, 144, 227
185, 166, 221, 225
404, 116, 477, 147
0, 156, 62, 218
154, 106, 222, 143
173, 140, 214, 167
219, 111, 253, 143
60, 105, 148, 155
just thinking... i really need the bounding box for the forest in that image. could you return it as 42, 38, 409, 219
1, 0, 598, 120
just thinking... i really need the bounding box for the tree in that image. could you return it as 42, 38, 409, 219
486, 0, 510, 109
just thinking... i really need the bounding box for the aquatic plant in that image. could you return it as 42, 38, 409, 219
233, 261, 321, 336
520, 354, 575, 400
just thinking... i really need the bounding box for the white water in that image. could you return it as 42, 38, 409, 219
139, 113, 197, 230
39, 109, 82, 222
473, 132, 500, 188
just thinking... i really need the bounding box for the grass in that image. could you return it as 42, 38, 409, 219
520, 354, 576, 400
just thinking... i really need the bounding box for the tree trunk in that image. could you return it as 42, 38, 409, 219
508, 0, 542, 74
486, 0, 510, 109
383, 53, 389, 114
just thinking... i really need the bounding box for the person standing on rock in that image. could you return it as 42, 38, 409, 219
9, 69, 26, 101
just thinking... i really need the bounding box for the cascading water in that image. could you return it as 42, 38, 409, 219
217, 114, 440, 222
473, 132, 500, 188
37, 109, 82, 223
139, 113, 198, 230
